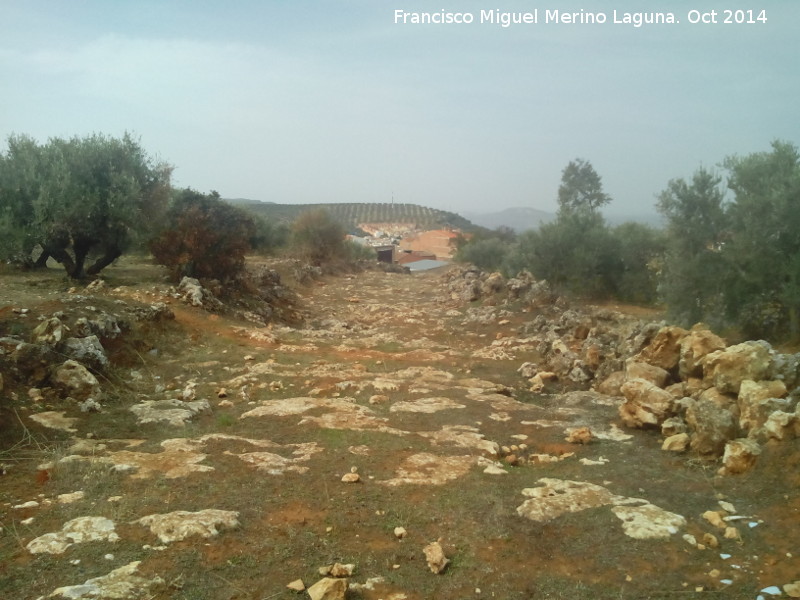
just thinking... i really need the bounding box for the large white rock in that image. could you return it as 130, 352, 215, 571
704, 341, 775, 394
619, 378, 674, 428
53, 360, 101, 401
135, 509, 240, 543
27, 516, 119, 555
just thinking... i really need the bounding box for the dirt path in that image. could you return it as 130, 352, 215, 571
1, 262, 799, 599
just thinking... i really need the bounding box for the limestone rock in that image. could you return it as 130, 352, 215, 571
661, 416, 687, 437
129, 398, 210, 426
763, 408, 799, 441
63, 335, 109, 369
27, 516, 119, 554
597, 370, 626, 396
625, 360, 670, 388
52, 360, 101, 401
610, 503, 686, 539
329, 563, 354, 577
341, 473, 360, 483
662, 433, 689, 452
678, 328, 726, 379
685, 398, 738, 456
394, 527, 407, 539
481, 272, 505, 296
619, 378, 675, 428
635, 326, 688, 372
49, 561, 163, 599
719, 438, 761, 475
565, 427, 592, 444
702, 510, 726, 529
178, 277, 223, 311
737, 379, 789, 433
135, 509, 240, 543
286, 579, 305, 592
529, 371, 556, 393
31, 317, 67, 346
423, 541, 450, 574
784, 581, 800, 598
704, 341, 775, 394
307, 577, 348, 600
697, 386, 737, 412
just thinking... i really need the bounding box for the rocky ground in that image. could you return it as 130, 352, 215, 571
0, 257, 799, 600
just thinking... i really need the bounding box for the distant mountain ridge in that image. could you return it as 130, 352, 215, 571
463, 207, 555, 232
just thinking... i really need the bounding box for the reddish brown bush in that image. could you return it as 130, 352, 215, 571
150, 189, 256, 285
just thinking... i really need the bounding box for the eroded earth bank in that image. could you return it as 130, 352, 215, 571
1, 259, 799, 600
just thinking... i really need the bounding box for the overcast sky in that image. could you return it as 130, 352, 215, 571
1, 1, 798, 218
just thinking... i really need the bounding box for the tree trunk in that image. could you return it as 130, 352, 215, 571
87, 245, 122, 276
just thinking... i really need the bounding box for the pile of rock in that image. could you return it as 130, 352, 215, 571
612, 325, 800, 474
442, 267, 555, 307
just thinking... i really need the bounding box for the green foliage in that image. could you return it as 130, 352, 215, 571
0, 132, 171, 277
454, 227, 516, 272
343, 239, 377, 262
150, 189, 256, 284
517, 210, 622, 298
656, 141, 800, 340
557, 159, 611, 214
612, 222, 665, 304
249, 215, 289, 255
290, 208, 347, 266
504, 159, 624, 299
722, 141, 800, 338
656, 168, 729, 327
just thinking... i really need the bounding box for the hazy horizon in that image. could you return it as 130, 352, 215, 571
2, 1, 798, 218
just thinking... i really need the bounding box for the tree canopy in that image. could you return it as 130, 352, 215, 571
0, 132, 171, 278
557, 158, 612, 214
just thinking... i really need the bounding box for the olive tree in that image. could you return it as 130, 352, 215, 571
0, 132, 171, 278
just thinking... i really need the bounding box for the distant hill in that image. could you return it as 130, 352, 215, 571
463, 207, 554, 232
227, 200, 479, 232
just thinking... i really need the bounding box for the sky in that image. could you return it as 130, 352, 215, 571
1, 1, 798, 219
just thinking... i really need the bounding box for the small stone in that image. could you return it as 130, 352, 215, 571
423, 541, 450, 574
307, 577, 348, 600
350, 466, 358, 474
702, 510, 726, 529
57, 492, 85, 504
394, 527, 407, 539
709, 569, 721, 578
217, 388, 227, 398
286, 579, 305, 592
483, 465, 508, 475
662, 433, 690, 452
504, 454, 519, 466
724, 527, 740, 540
702, 533, 719, 548
341, 473, 360, 483
329, 563, 354, 577
718, 500, 736, 513
783, 581, 800, 598
565, 426, 592, 444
